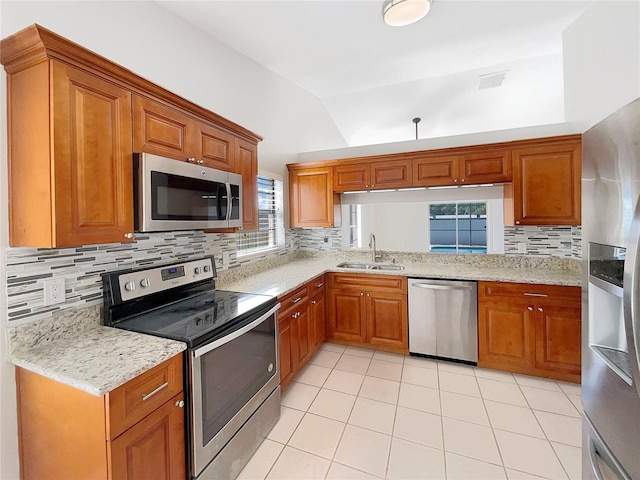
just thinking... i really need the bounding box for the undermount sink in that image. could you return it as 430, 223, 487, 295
336, 262, 405, 271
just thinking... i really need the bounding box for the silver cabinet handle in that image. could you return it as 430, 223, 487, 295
538, 307, 543, 312
528, 306, 533, 311
124, 232, 134, 239
292, 297, 302, 304
197, 159, 204, 165
175, 399, 185, 408
315, 282, 324, 288
453, 179, 458, 183
411, 283, 473, 291
142, 382, 169, 401
187, 157, 196, 163
524, 292, 548, 297
516, 221, 521, 224
311, 300, 317, 305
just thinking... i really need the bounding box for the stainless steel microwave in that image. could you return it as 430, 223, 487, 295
133, 153, 242, 232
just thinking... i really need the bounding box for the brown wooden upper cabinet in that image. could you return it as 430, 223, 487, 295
236, 138, 259, 231
4, 59, 134, 247
289, 166, 341, 228
333, 159, 412, 191
133, 95, 194, 160
2, 24, 263, 246
505, 137, 581, 226
133, 95, 236, 172
413, 148, 512, 187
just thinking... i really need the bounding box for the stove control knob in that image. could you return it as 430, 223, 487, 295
195, 317, 202, 325
194, 267, 201, 275
140, 278, 151, 288
124, 281, 136, 291
203, 265, 210, 273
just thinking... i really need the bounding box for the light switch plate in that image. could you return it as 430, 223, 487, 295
222, 251, 231, 265
517, 242, 527, 253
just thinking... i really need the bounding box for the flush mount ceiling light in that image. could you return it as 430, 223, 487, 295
383, 0, 432, 27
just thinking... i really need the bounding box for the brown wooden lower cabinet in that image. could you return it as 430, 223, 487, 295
478, 281, 581, 383
327, 273, 408, 354
278, 275, 326, 391
16, 354, 186, 479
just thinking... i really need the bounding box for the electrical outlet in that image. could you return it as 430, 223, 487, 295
44, 278, 65, 306
222, 251, 231, 265
517, 242, 527, 253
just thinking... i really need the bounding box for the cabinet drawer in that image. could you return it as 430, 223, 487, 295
328, 273, 407, 294
308, 275, 327, 297
279, 286, 309, 319
478, 281, 581, 305
108, 354, 183, 440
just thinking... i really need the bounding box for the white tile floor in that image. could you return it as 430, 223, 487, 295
238, 343, 582, 480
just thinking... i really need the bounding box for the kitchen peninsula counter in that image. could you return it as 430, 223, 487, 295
217, 251, 581, 298
7, 306, 186, 396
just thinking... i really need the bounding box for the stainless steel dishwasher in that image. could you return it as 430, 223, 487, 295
408, 278, 478, 364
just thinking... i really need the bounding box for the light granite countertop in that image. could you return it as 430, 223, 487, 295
7, 251, 579, 395
217, 255, 581, 298
8, 307, 186, 396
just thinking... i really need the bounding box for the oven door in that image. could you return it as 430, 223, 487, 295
190, 304, 279, 477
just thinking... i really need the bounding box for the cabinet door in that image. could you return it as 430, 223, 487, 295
333, 164, 370, 192
296, 309, 311, 366
478, 301, 535, 371
365, 292, 408, 351
309, 289, 326, 352
534, 304, 581, 377
327, 289, 366, 343
53, 63, 134, 246
278, 317, 294, 389
459, 148, 512, 184
194, 121, 235, 171
370, 159, 412, 189
413, 155, 459, 186
235, 138, 259, 231
510, 141, 581, 225
133, 95, 193, 159
289, 167, 339, 228
109, 393, 186, 480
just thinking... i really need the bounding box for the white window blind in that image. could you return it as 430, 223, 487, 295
237, 174, 284, 256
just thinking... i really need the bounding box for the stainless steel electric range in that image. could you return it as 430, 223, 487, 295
102, 255, 280, 479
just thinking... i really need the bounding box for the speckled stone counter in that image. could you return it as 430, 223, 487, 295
217, 252, 581, 298
7, 305, 186, 396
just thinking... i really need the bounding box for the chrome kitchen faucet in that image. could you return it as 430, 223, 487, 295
369, 233, 383, 263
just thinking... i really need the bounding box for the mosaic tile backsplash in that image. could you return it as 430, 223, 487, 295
5, 225, 581, 324
294, 226, 582, 259
5, 230, 295, 324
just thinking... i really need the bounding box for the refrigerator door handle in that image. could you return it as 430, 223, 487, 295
589, 438, 631, 480
623, 197, 640, 399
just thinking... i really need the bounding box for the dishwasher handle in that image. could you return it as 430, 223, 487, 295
411, 282, 474, 291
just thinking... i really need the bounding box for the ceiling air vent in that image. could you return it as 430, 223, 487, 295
478, 71, 507, 90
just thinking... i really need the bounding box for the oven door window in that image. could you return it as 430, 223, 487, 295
198, 315, 277, 446
151, 171, 226, 221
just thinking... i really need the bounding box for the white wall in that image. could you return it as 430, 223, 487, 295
0, 1, 346, 177
563, 1, 640, 130
0, 2, 346, 478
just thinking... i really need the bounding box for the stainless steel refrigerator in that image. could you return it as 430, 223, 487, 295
582, 97, 640, 480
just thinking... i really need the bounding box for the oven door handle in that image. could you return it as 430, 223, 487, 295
192, 303, 280, 358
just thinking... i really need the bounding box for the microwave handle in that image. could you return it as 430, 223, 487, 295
225, 182, 232, 222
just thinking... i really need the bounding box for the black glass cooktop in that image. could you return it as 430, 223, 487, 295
114, 289, 276, 348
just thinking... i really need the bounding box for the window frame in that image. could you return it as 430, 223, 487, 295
236, 172, 285, 257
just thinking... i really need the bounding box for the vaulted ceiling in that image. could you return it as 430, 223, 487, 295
157, 1, 591, 147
